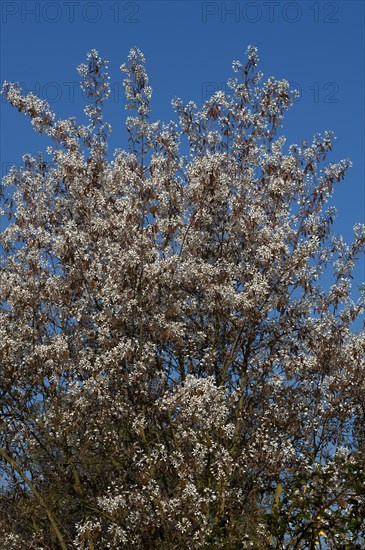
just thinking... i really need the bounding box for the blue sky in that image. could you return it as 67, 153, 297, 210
1, 0, 364, 284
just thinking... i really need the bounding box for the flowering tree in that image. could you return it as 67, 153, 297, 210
0, 46, 364, 549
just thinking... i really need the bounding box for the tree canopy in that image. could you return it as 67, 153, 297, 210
0, 46, 364, 549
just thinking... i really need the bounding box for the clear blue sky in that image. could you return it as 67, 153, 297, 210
1, 0, 364, 283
